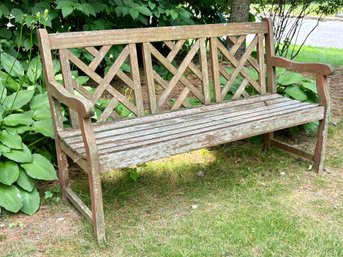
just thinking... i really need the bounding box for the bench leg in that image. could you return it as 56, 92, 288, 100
313, 116, 329, 173
262, 132, 273, 150
88, 164, 106, 245
56, 142, 70, 200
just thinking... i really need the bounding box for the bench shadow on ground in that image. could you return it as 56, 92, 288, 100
69, 137, 312, 234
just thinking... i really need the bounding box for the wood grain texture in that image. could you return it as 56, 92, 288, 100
271, 56, 334, 76
46, 80, 94, 118
48, 22, 268, 49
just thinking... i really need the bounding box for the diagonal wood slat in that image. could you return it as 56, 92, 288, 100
148, 41, 205, 108
66, 44, 141, 117
228, 36, 259, 71
215, 36, 262, 98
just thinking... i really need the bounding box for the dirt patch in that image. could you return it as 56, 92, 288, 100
330, 67, 343, 122
0, 204, 82, 254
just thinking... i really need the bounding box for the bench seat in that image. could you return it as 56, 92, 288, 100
59, 94, 324, 173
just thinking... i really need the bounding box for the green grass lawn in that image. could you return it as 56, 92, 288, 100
1, 122, 342, 257
290, 45, 343, 67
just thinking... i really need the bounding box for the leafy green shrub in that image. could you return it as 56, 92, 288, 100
0, 50, 57, 215
276, 68, 319, 133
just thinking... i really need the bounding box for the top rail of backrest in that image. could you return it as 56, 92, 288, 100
47, 21, 269, 50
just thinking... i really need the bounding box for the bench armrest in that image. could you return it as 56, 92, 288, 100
47, 80, 94, 118
271, 56, 334, 76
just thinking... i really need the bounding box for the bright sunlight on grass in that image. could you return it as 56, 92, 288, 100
291, 45, 343, 66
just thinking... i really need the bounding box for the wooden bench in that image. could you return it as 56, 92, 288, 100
38, 18, 333, 244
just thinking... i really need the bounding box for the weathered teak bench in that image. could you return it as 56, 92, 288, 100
38, 18, 333, 244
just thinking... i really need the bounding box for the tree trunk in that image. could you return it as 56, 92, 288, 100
228, 0, 251, 59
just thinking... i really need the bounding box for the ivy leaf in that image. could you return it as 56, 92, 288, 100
0, 130, 23, 149
129, 8, 139, 19
30, 92, 49, 110
3, 90, 35, 111
19, 187, 40, 215
0, 161, 19, 185
21, 154, 57, 181
0, 52, 24, 77
2, 143, 32, 163
285, 85, 307, 101
32, 120, 54, 138
0, 184, 23, 213
27, 57, 42, 83
16, 168, 35, 192
3, 113, 34, 126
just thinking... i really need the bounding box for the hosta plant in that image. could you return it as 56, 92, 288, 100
0, 34, 57, 215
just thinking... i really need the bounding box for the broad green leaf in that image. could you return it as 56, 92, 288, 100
56, 0, 74, 9
136, 6, 152, 16
3, 90, 35, 111
27, 57, 42, 83
148, 1, 156, 10
129, 8, 139, 19
16, 126, 31, 134
0, 143, 10, 153
62, 5, 74, 17
0, 161, 19, 185
19, 187, 40, 215
277, 72, 304, 86
16, 168, 35, 192
302, 81, 317, 93
170, 10, 178, 20
285, 85, 307, 101
0, 71, 20, 91
32, 120, 54, 138
21, 154, 57, 180
0, 184, 23, 213
0, 130, 22, 149
75, 76, 89, 85
30, 92, 49, 110
3, 113, 34, 126
303, 121, 319, 133
2, 144, 32, 163
32, 109, 51, 120
0, 52, 24, 77
0, 78, 7, 101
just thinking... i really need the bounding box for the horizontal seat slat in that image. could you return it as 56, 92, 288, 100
80, 102, 319, 155
62, 96, 290, 147
58, 95, 325, 173
99, 106, 324, 172
59, 94, 282, 139
67, 99, 312, 151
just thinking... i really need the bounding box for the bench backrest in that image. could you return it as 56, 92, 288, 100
38, 20, 273, 127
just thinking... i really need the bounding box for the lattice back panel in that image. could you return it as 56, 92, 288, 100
210, 33, 266, 103
58, 43, 144, 125
142, 38, 210, 113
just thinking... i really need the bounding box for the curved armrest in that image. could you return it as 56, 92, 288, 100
47, 80, 94, 118
271, 56, 334, 76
